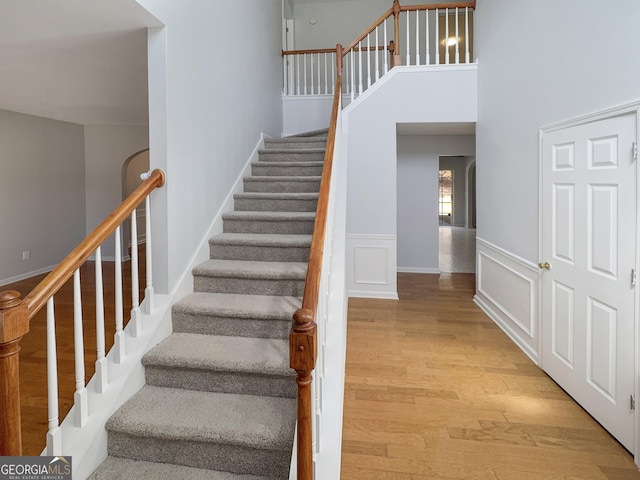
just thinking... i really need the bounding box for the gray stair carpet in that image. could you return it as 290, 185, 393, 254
90, 134, 325, 479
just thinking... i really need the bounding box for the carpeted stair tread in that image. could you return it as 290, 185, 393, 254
233, 192, 318, 213
222, 211, 315, 222
173, 292, 300, 321
143, 333, 293, 377
209, 233, 311, 247
264, 138, 327, 150
106, 385, 296, 451
244, 175, 321, 182
89, 457, 272, 480
258, 148, 325, 155
193, 259, 307, 279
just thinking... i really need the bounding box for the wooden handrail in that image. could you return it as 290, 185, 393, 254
344, 7, 394, 55
290, 74, 341, 480
282, 48, 337, 56
0, 167, 165, 456
23, 169, 165, 320
400, 1, 476, 11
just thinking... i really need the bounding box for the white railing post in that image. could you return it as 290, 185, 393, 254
455, 7, 460, 64
357, 42, 363, 95
350, 52, 355, 101
445, 8, 450, 64
73, 270, 88, 427
46, 297, 61, 456
406, 11, 410, 65
95, 246, 108, 393
435, 9, 440, 64
465, 7, 470, 63
303, 53, 308, 95
366, 33, 372, 89
426, 9, 430, 65
384, 19, 389, 74
375, 26, 380, 81
415, 10, 420, 65
144, 195, 154, 314
130, 209, 141, 337
114, 226, 125, 363
283, 56, 288, 95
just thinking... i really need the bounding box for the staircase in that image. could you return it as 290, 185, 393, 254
89, 133, 327, 479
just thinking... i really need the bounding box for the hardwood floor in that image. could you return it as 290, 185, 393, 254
341, 273, 640, 480
4, 252, 144, 456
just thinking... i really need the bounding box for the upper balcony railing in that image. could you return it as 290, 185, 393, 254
282, 0, 476, 101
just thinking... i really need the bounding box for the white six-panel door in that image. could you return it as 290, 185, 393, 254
541, 111, 637, 451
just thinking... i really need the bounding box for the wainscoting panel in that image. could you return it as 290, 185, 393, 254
347, 234, 398, 299
474, 238, 540, 363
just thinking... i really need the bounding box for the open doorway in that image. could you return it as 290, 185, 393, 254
438, 156, 476, 273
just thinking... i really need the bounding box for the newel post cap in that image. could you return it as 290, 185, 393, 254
0, 290, 29, 343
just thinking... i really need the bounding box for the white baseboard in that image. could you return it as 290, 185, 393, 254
347, 289, 399, 300
397, 267, 440, 274
0, 265, 56, 287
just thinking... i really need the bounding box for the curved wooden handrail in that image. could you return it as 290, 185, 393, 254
290, 75, 341, 480
282, 48, 337, 56
23, 168, 166, 320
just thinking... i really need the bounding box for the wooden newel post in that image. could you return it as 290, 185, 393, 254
0, 290, 29, 456
290, 307, 317, 480
336, 43, 343, 78
392, 0, 402, 66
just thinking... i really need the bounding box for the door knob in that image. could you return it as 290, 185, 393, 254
538, 262, 551, 270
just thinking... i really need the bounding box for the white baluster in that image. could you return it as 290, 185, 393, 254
406, 11, 410, 65
95, 246, 107, 393
465, 7, 470, 63
323, 53, 328, 94
130, 209, 141, 337
445, 8, 450, 64
435, 9, 440, 64
303, 53, 307, 95
114, 226, 125, 363
296, 55, 300, 95
46, 297, 61, 456
426, 9, 430, 65
366, 33, 371, 89
384, 19, 388, 73
283, 57, 287, 95
350, 52, 355, 101
455, 7, 460, 64
375, 25, 380, 81
144, 196, 154, 314
317, 53, 321, 95
72, 270, 88, 427
331, 52, 335, 94
416, 9, 420, 65
357, 41, 363, 95
310, 53, 315, 95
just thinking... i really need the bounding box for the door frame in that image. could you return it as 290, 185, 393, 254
538, 100, 640, 463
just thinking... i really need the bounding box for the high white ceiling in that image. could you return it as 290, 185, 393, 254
0, 0, 161, 125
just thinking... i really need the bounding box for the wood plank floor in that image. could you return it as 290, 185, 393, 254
3, 253, 144, 456
341, 273, 640, 480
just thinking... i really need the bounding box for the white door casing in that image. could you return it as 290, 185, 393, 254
540, 109, 638, 453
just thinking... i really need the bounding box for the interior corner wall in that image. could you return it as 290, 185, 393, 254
475, 0, 640, 262
397, 136, 475, 274
0, 109, 86, 285
84, 125, 149, 259
136, 0, 284, 295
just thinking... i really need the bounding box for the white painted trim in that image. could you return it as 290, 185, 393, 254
397, 267, 440, 274
347, 233, 395, 240
347, 289, 399, 300
0, 265, 56, 287
476, 237, 538, 270
170, 134, 265, 301
541, 99, 640, 132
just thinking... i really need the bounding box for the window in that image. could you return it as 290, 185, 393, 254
439, 169, 453, 225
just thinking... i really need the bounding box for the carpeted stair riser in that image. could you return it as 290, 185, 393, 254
142, 333, 296, 399
209, 235, 311, 262
257, 149, 325, 163
233, 193, 318, 212
251, 161, 324, 177
89, 457, 273, 480
223, 212, 315, 235
195, 276, 304, 297
171, 292, 298, 339
106, 386, 295, 478
264, 138, 327, 150
243, 176, 321, 193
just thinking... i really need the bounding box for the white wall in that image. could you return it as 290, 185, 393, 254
397, 135, 475, 273
475, 0, 640, 262
345, 65, 477, 298
0, 109, 85, 285
84, 125, 149, 259
135, 0, 284, 295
